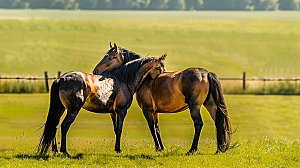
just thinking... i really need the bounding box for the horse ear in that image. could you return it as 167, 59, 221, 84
110, 42, 113, 48
114, 43, 119, 54
159, 54, 167, 61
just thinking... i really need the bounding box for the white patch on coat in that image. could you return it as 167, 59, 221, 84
94, 78, 114, 105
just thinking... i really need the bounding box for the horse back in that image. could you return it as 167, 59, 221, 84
137, 68, 209, 113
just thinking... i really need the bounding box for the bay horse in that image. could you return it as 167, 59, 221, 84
93, 43, 233, 154
38, 53, 167, 155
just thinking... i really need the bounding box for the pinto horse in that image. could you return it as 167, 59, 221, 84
93, 43, 233, 154
38, 53, 167, 155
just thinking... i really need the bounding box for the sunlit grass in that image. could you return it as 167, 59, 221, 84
0, 11, 300, 78
0, 94, 299, 167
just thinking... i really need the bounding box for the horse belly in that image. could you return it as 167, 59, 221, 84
82, 93, 114, 113
155, 91, 187, 113
82, 101, 113, 113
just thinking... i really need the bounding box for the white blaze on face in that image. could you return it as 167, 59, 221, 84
95, 78, 114, 105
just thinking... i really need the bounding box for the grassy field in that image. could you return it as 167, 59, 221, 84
0, 94, 299, 167
0, 10, 300, 167
0, 10, 300, 78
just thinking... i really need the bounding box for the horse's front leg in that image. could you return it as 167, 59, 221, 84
143, 109, 163, 151
187, 104, 203, 154
114, 108, 128, 153
153, 113, 164, 151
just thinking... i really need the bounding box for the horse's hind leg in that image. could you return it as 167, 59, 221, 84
187, 104, 203, 154
143, 109, 163, 151
51, 105, 65, 154
110, 112, 117, 133
60, 107, 80, 156
203, 94, 216, 122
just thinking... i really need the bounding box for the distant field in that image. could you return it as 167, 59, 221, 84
0, 94, 299, 167
0, 10, 300, 77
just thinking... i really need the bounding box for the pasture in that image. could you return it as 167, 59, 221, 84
0, 10, 300, 77
0, 10, 300, 167
0, 94, 300, 167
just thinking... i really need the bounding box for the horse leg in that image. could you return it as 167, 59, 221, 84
143, 109, 162, 151
51, 137, 59, 154
114, 108, 127, 153
51, 105, 65, 154
60, 108, 80, 156
110, 112, 117, 133
153, 113, 164, 151
187, 104, 203, 154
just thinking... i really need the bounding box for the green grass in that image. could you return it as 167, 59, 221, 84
222, 80, 300, 95
0, 10, 300, 167
0, 10, 300, 78
0, 94, 299, 167
0, 80, 48, 93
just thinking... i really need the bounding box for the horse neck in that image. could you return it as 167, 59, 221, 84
115, 59, 153, 95
122, 49, 141, 64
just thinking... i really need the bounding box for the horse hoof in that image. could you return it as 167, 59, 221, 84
61, 152, 71, 158
155, 148, 164, 152
52, 149, 59, 155
186, 149, 197, 155
115, 150, 122, 153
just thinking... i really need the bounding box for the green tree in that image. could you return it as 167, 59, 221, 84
147, 0, 168, 9
203, 0, 236, 10
278, 0, 299, 10
253, 0, 278, 10
77, 0, 111, 10
167, 0, 185, 10
111, 0, 133, 9
27, 0, 53, 8
234, 0, 253, 10
185, 0, 203, 10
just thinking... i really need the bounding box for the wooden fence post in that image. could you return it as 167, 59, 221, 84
242, 72, 246, 91
57, 71, 61, 79
44, 71, 49, 92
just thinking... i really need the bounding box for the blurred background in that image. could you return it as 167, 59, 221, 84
0, 0, 300, 10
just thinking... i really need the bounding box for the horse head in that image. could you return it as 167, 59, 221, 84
93, 42, 124, 74
134, 54, 167, 91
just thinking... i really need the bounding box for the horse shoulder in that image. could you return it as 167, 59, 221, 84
113, 83, 132, 110
136, 81, 155, 110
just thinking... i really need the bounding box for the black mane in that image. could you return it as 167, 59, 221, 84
113, 57, 156, 81
119, 47, 141, 64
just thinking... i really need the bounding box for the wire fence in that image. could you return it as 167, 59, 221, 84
0, 72, 299, 94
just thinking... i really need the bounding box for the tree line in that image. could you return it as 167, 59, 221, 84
0, 0, 299, 11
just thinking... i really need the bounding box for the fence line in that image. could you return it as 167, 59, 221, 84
0, 71, 299, 93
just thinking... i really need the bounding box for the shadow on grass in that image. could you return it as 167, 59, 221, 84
0, 153, 85, 161
15, 154, 51, 160
123, 154, 156, 160
82, 147, 217, 161
1, 146, 227, 161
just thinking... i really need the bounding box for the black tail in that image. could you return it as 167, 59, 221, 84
38, 79, 64, 154
207, 72, 232, 153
